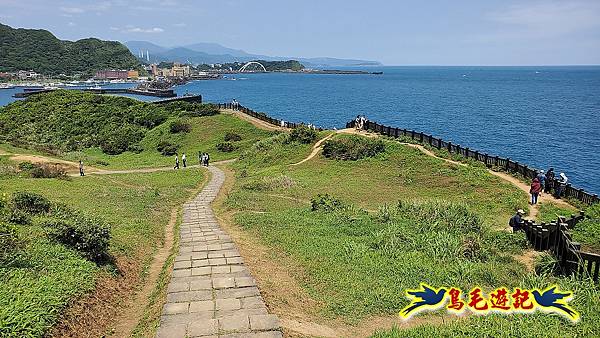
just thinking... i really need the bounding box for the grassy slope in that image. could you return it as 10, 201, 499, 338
224, 135, 531, 318
0, 157, 205, 337
61, 113, 276, 169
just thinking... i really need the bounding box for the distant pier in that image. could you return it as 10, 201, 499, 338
14, 88, 176, 98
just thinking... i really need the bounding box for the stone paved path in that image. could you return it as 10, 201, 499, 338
157, 166, 282, 338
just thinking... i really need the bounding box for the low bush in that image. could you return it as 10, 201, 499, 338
6, 209, 30, 225
311, 194, 346, 212
12, 191, 51, 214
288, 126, 317, 144
216, 142, 237, 153
18, 161, 35, 171
169, 120, 192, 133
224, 132, 242, 142
44, 214, 111, 263
156, 140, 179, 156
29, 163, 68, 179
322, 136, 385, 160
0, 221, 21, 263
99, 124, 146, 155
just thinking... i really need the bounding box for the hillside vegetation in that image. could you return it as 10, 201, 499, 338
0, 90, 219, 155
0, 23, 140, 75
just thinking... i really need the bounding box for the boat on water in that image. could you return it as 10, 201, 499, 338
90, 85, 102, 90
0, 83, 16, 89
43, 86, 59, 90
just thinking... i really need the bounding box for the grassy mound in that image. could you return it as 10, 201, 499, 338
322, 134, 385, 160
0, 91, 218, 155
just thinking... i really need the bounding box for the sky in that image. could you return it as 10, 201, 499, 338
1, 0, 600, 65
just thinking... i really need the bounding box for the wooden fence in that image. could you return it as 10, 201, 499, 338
521, 212, 600, 283
347, 120, 599, 206
218, 103, 321, 130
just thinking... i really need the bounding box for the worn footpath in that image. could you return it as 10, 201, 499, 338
156, 165, 282, 338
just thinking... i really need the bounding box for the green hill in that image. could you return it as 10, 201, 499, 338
0, 23, 141, 76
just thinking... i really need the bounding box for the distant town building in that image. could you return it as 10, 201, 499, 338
95, 70, 139, 80
17, 70, 40, 80
95, 70, 128, 80
172, 63, 190, 77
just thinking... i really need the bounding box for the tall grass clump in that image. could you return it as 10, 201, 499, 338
322, 135, 385, 160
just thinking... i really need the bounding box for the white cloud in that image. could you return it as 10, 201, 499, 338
125, 27, 165, 33
67, 22, 76, 27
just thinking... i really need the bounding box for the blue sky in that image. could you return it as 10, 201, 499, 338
1, 0, 599, 65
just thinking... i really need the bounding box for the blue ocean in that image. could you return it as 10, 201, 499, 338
2, 66, 599, 194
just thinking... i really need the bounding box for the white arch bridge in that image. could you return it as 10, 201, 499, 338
238, 61, 267, 73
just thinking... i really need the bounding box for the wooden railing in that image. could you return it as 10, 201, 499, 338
521, 212, 600, 282
218, 103, 322, 130
347, 120, 599, 205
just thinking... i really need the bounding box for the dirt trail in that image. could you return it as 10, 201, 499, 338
221, 108, 288, 131
291, 132, 336, 166
109, 206, 180, 337
9, 154, 105, 175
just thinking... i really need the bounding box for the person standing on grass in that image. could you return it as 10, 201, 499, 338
355, 115, 360, 130
537, 170, 546, 194
79, 160, 84, 176
530, 177, 541, 204
509, 209, 525, 232
198, 151, 202, 165
174, 154, 179, 169
182, 153, 187, 168
545, 168, 555, 194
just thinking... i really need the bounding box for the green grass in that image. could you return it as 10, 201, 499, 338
223, 134, 533, 321
61, 113, 276, 169
572, 203, 600, 254
0, 169, 206, 337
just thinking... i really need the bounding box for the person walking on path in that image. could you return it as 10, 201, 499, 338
174, 154, 179, 169
537, 170, 546, 194
79, 160, 84, 177
545, 168, 555, 194
509, 209, 525, 232
232, 98, 238, 110
555, 173, 568, 198
205, 152, 210, 166
198, 151, 202, 166
530, 177, 542, 204
182, 153, 187, 168
355, 115, 361, 130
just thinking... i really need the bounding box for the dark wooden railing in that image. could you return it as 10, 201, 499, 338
347, 120, 599, 205
218, 103, 322, 130
521, 212, 600, 283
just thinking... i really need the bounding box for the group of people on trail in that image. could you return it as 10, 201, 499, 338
174, 152, 210, 169
512, 167, 570, 232
199, 152, 210, 167
355, 115, 367, 130
529, 167, 569, 205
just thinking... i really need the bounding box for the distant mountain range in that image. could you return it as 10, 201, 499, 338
125, 41, 382, 68
0, 23, 140, 76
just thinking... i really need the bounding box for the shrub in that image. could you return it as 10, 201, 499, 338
224, 132, 242, 142
288, 126, 317, 144
29, 163, 68, 179
156, 140, 179, 156
216, 142, 237, 153
45, 215, 111, 263
311, 194, 345, 212
18, 161, 35, 171
6, 209, 30, 225
99, 124, 146, 155
0, 222, 21, 263
169, 120, 192, 133
322, 136, 385, 160
12, 191, 51, 214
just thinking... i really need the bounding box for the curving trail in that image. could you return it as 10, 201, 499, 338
291, 132, 336, 166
